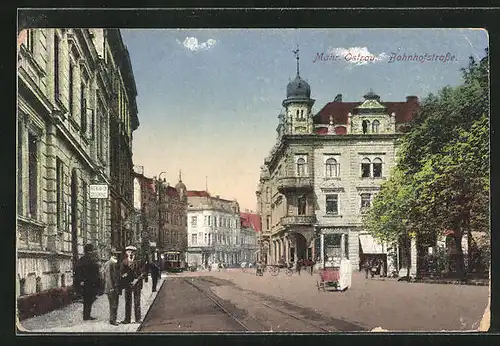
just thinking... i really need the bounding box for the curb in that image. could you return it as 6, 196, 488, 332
136, 278, 166, 332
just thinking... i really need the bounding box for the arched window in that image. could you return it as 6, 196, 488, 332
296, 109, 300, 119
300, 109, 304, 120
298, 195, 307, 215
361, 158, 371, 177
325, 158, 339, 177
296, 157, 306, 177
373, 157, 383, 178
362, 120, 370, 134
372, 120, 380, 133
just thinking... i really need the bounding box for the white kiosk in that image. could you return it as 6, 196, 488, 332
317, 256, 352, 292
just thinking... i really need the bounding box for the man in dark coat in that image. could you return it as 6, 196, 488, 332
102, 248, 122, 325
120, 245, 144, 324
74, 243, 101, 321
150, 260, 161, 292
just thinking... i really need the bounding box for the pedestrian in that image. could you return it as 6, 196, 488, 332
142, 258, 150, 283
74, 243, 102, 321
120, 245, 144, 324
363, 259, 370, 279
150, 260, 161, 292
297, 259, 302, 275
102, 248, 122, 326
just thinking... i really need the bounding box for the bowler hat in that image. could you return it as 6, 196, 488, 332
84, 244, 95, 254
125, 245, 137, 251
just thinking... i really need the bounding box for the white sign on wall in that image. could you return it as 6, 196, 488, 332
89, 184, 109, 199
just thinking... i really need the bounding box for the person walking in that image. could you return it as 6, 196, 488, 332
150, 260, 161, 292
74, 243, 102, 321
120, 245, 144, 324
363, 259, 370, 279
142, 258, 150, 283
102, 248, 122, 326
297, 259, 302, 275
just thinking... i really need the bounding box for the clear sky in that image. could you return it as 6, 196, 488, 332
121, 28, 488, 212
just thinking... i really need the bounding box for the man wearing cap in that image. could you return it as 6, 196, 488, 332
120, 245, 144, 324
74, 243, 101, 321
102, 248, 122, 326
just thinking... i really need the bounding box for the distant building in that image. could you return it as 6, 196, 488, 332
186, 191, 241, 267
239, 211, 261, 263
256, 51, 419, 274
133, 170, 159, 260
158, 174, 188, 269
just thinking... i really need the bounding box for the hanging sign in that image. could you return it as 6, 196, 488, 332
89, 184, 109, 199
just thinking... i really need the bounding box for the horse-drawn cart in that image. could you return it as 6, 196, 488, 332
317, 258, 352, 292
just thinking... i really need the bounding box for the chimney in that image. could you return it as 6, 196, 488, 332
216, 195, 220, 199
334, 94, 342, 102
406, 95, 418, 102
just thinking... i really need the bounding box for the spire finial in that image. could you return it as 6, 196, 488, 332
292, 45, 300, 77
179, 170, 182, 182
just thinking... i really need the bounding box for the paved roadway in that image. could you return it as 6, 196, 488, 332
140, 269, 489, 332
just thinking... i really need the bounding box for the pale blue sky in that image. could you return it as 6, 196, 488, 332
121, 28, 488, 211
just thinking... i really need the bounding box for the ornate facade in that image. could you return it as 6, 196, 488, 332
256, 51, 418, 272
186, 192, 241, 268
17, 28, 139, 296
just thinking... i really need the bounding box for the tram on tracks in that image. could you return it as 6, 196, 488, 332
162, 251, 185, 272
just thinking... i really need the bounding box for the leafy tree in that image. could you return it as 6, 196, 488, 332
364, 49, 489, 279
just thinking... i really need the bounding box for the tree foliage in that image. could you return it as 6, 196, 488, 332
363, 49, 490, 278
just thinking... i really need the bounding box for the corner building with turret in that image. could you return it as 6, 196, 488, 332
256, 54, 419, 273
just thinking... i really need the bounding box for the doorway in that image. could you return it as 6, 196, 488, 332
295, 233, 307, 260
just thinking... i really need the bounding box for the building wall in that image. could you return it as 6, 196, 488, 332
187, 195, 242, 265
16, 28, 139, 296
17, 28, 118, 295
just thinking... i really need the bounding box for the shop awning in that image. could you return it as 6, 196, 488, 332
359, 234, 385, 254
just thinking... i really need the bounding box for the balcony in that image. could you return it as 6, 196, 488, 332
280, 215, 317, 227
276, 176, 314, 193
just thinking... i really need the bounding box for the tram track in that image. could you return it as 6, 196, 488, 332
196, 277, 336, 332
182, 278, 251, 331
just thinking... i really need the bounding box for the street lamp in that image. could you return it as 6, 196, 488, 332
157, 172, 166, 270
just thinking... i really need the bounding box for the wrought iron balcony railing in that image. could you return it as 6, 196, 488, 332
280, 215, 317, 227
276, 176, 314, 193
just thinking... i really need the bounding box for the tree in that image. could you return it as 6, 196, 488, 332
364, 49, 489, 279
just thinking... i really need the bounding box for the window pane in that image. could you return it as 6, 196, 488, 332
373, 163, 382, 177
28, 133, 38, 218
326, 195, 338, 214
361, 163, 371, 177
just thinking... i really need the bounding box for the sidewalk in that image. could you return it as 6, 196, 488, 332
17, 273, 167, 333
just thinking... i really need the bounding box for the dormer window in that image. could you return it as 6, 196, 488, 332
362, 120, 370, 134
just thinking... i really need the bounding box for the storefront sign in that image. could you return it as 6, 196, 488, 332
89, 184, 109, 199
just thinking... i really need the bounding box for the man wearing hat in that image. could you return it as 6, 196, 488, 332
120, 245, 144, 324
74, 243, 101, 321
102, 248, 122, 326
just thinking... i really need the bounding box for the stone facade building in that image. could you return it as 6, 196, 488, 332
256, 53, 418, 273
239, 211, 261, 263
133, 168, 159, 260
17, 28, 139, 297
157, 175, 188, 269
186, 191, 241, 268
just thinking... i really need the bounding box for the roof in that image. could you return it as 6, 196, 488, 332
240, 212, 261, 233
314, 96, 419, 126
165, 186, 179, 197
186, 190, 211, 197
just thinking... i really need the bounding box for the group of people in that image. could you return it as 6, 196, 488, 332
362, 258, 386, 279
73, 243, 161, 326
296, 258, 316, 275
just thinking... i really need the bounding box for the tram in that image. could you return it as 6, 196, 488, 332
162, 251, 185, 272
